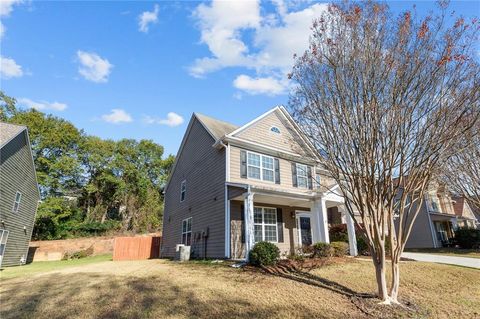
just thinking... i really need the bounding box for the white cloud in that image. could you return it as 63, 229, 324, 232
0, 0, 22, 39
0, 56, 23, 78
76, 51, 113, 83
138, 4, 159, 33
18, 98, 67, 111
0, 0, 22, 16
101, 109, 133, 124
190, 0, 329, 95
233, 74, 285, 96
142, 112, 184, 127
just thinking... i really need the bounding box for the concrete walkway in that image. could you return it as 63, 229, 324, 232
402, 252, 480, 269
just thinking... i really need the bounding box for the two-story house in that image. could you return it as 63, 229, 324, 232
161, 106, 358, 259
0, 122, 40, 267
405, 184, 478, 249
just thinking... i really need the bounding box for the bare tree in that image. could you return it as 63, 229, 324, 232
290, 1, 479, 304
443, 121, 480, 211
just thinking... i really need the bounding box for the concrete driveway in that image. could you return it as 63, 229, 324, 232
402, 252, 480, 269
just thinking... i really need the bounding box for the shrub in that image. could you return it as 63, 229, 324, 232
62, 246, 94, 260
249, 242, 280, 266
329, 224, 349, 242
356, 237, 369, 255
331, 241, 349, 257
313, 242, 333, 257
454, 228, 480, 249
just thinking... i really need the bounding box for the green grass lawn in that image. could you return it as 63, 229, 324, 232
405, 248, 480, 258
0, 254, 112, 280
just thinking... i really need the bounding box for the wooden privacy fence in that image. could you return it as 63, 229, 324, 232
113, 236, 161, 261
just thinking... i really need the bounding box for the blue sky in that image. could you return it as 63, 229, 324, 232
1, 1, 479, 156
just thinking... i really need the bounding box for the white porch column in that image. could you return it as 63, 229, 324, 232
311, 197, 329, 243
340, 206, 358, 256
243, 191, 255, 261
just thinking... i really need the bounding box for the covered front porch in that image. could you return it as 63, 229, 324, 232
226, 184, 358, 260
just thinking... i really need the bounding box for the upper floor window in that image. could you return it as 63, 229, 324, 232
247, 151, 274, 182
253, 207, 277, 243
12, 192, 21, 213
270, 126, 281, 134
296, 164, 308, 188
180, 180, 186, 202
315, 174, 321, 189
182, 217, 192, 245
429, 195, 441, 212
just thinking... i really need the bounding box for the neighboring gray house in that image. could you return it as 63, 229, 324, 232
161, 106, 358, 259
0, 122, 40, 267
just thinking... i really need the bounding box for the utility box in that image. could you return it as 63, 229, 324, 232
174, 244, 190, 262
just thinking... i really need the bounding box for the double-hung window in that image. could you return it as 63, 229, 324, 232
253, 207, 277, 243
180, 180, 186, 202
296, 164, 308, 188
182, 217, 192, 245
12, 192, 21, 213
247, 152, 274, 182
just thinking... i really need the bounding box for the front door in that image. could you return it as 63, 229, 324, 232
297, 215, 312, 246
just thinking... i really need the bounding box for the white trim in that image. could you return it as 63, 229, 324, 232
227, 107, 281, 137
226, 136, 308, 160
246, 150, 275, 183
296, 163, 309, 189
12, 191, 22, 213
181, 217, 192, 245
225, 143, 231, 258
253, 206, 278, 243
295, 211, 312, 247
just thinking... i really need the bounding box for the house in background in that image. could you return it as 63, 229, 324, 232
405, 184, 478, 249
0, 122, 40, 267
161, 106, 358, 260
452, 196, 478, 229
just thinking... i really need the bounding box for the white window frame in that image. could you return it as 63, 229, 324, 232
253, 206, 278, 243
296, 163, 308, 189
270, 126, 281, 134
180, 180, 186, 202
315, 174, 321, 189
247, 151, 275, 182
429, 194, 442, 213
182, 217, 192, 246
12, 191, 22, 213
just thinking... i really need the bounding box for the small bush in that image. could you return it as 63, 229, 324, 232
331, 241, 349, 257
62, 246, 94, 260
454, 228, 480, 249
356, 237, 369, 255
329, 224, 349, 242
313, 242, 333, 257
249, 242, 280, 266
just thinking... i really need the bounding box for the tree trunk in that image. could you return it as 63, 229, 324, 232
390, 258, 401, 303
373, 250, 389, 302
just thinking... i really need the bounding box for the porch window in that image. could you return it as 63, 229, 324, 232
247, 151, 274, 182
296, 164, 308, 188
253, 207, 277, 243
182, 217, 192, 245
12, 192, 21, 213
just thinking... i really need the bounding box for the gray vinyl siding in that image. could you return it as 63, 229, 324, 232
161, 118, 226, 258
0, 131, 39, 267
404, 202, 436, 249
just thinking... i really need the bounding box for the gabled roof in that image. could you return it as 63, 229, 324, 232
194, 113, 238, 140
0, 122, 27, 148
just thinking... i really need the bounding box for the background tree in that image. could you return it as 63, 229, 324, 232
290, 1, 479, 304
443, 120, 480, 211
1, 91, 174, 239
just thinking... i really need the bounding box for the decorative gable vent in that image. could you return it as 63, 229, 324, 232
270, 126, 281, 134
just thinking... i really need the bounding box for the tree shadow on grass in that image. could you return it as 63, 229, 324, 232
1, 272, 345, 319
